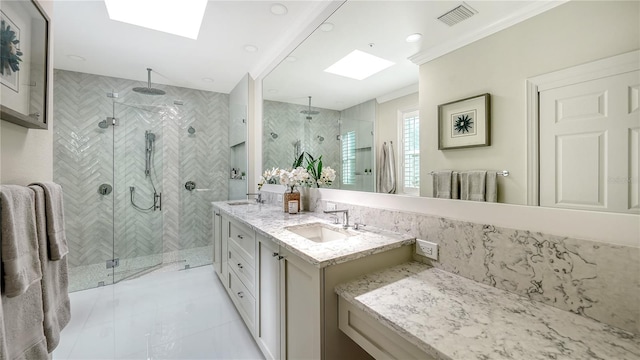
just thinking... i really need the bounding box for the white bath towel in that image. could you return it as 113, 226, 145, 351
30, 185, 71, 353
29, 182, 68, 260
460, 171, 487, 201
377, 142, 396, 194
0, 185, 43, 297
432, 171, 453, 198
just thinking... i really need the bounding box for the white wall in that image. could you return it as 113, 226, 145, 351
0, 0, 53, 185
375, 92, 419, 194
419, 0, 640, 204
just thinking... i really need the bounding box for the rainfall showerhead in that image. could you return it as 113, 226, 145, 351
270, 132, 278, 139
300, 96, 319, 120
133, 68, 166, 96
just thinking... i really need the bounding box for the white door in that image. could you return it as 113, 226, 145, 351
539, 70, 640, 213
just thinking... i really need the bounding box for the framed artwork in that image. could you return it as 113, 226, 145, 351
438, 93, 490, 150
0, 0, 49, 129
1, 9, 21, 92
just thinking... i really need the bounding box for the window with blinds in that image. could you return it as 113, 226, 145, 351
342, 131, 356, 185
400, 110, 420, 195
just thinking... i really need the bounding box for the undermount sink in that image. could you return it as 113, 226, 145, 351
228, 201, 252, 206
286, 223, 352, 243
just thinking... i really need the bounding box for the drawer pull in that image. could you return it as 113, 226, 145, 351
237, 263, 243, 269
237, 291, 244, 299
237, 234, 244, 240
272, 252, 279, 257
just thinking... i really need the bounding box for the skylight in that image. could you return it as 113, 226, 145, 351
324, 50, 395, 80
104, 0, 208, 40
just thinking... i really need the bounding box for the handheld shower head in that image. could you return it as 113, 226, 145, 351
270, 132, 278, 139
317, 135, 325, 142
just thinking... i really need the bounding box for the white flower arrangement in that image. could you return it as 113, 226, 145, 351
258, 167, 281, 190
317, 167, 336, 187
257, 153, 337, 191
279, 166, 311, 192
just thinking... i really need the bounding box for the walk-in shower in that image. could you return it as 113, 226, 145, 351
53, 70, 227, 292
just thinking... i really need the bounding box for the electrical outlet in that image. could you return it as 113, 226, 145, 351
326, 202, 337, 211
277, 194, 283, 203
416, 239, 438, 261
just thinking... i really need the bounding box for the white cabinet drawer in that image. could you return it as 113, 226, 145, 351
338, 297, 430, 360
228, 241, 256, 296
229, 220, 255, 262
229, 269, 256, 329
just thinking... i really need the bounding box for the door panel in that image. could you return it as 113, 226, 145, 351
540, 71, 640, 213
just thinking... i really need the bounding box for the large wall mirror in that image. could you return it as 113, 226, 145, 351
262, 0, 639, 214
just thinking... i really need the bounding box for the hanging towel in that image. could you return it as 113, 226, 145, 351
28, 182, 68, 260
1, 280, 49, 360
432, 171, 453, 198
485, 171, 498, 202
460, 171, 487, 201
377, 142, 396, 193
0, 185, 43, 297
30, 185, 71, 353
451, 171, 460, 200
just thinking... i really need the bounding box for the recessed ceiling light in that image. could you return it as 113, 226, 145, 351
104, 0, 207, 39
324, 50, 395, 80
202, 78, 214, 83
270, 3, 288, 15
406, 33, 422, 43
244, 45, 259, 53
319, 22, 334, 32
285, 56, 297, 62
67, 55, 85, 61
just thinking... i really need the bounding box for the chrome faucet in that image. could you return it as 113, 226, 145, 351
246, 193, 264, 204
323, 209, 350, 229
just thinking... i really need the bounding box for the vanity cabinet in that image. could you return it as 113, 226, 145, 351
218, 209, 413, 360
257, 234, 321, 360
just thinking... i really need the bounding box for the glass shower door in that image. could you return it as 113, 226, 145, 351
112, 102, 164, 283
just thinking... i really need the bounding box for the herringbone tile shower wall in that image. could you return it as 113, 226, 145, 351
53, 70, 229, 271
263, 100, 341, 173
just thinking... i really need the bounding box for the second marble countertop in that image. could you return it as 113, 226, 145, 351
213, 201, 415, 268
336, 262, 640, 360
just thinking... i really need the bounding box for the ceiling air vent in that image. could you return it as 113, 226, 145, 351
437, 3, 477, 26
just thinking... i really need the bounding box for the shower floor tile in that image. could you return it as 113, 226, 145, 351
53, 265, 263, 360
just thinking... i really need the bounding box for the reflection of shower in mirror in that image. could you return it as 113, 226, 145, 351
293, 140, 301, 159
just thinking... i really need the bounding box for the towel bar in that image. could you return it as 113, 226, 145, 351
429, 170, 509, 177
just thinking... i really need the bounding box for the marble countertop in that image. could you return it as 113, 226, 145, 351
336, 262, 640, 360
212, 201, 415, 268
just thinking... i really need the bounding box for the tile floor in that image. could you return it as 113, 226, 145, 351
53, 265, 264, 360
